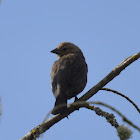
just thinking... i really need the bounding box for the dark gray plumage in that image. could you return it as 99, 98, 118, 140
51, 42, 88, 115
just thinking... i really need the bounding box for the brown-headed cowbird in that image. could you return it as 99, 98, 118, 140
51, 42, 88, 115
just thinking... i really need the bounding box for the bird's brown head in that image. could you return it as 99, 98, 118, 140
51, 42, 82, 59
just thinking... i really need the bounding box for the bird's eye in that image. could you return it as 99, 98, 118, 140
63, 48, 67, 51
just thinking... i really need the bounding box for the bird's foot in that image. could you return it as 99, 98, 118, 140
74, 96, 79, 102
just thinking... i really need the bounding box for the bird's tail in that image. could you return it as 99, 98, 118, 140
52, 96, 68, 115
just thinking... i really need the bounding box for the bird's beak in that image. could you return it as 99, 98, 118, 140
51, 48, 61, 54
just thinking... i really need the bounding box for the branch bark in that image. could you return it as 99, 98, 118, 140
20, 52, 140, 140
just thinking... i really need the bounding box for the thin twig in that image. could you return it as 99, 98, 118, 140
101, 88, 140, 113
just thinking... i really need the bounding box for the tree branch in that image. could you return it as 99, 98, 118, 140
20, 52, 140, 140
79, 52, 140, 101
43, 101, 140, 132
89, 101, 140, 132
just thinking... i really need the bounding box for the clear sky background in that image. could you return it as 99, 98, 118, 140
0, 0, 140, 140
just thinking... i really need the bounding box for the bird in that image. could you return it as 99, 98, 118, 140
50, 42, 88, 115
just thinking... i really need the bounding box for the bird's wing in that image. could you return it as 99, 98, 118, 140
51, 54, 88, 99
66, 54, 88, 98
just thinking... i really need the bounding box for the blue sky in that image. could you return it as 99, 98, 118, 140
0, 0, 140, 140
